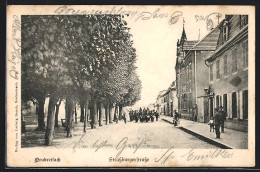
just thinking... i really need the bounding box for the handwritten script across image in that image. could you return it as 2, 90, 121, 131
6, 5, 255, 167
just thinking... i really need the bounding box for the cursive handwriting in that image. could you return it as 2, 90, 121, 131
195, 12, 222, 30
92, 139, 113, 152
9, 15, 21, 80
169, 11, 183, 25
154, 146, 175, 165
63, 133, 88, 149
181, 149, 233, 161
135, 8, 168, 22
116, 137, 159, 158
12, 15, 21, 47
54, 6, 182, 25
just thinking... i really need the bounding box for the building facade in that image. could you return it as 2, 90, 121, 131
205, 15, 248, 131
155, 90, 167, 115
155, 81, 178, 116
163, 85, 178, 117
175, 24, 220, 122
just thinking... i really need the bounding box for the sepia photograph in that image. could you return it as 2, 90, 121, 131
6, 5, 255, 167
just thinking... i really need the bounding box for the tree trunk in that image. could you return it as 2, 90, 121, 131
83, 99, 89, 133
45, 96, 58, 146
109, 104, 113, 124
98, 102, 103, 126
105, 104, 108, 125
75, 105, 77, 124
87, 109, 89, 122
91, 101, 98, 129
54, 99, 62, 128
65, 96, 75, 137
119, 104, 123, 120
80, 100, 85, 122
114, 104, 118, 121
38, 97, 45, 130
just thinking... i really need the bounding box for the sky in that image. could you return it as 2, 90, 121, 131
123, 7, 224, 109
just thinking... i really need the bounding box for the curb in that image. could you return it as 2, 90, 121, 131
161, 118, 234, 149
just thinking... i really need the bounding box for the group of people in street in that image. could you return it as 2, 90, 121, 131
208, 106, 226, 139
129, 108, 159, 123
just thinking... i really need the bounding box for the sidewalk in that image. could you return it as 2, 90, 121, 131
161, 115, 248, 149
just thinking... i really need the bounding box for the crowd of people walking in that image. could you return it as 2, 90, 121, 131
129, 108, 159, 123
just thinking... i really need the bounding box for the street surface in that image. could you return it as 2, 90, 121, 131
43, 118, 218, 149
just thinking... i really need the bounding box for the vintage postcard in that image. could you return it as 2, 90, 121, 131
6, 5, 255, 167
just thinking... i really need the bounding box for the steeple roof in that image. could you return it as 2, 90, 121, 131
180, 23, 187, 45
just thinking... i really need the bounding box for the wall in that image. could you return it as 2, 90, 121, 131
208, 36, 248, 131
196, 51, 213, 97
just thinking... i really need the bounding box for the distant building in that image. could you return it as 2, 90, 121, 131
155, 90, 167, 115
163, 82, 178, 117
155, 81, 178, 116
175, 23, 219, 121
205, 15, 248, 131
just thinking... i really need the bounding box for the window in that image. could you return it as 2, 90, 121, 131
182, 67, 185, 76
242, 40, 248, 67
223, 55, 227, 75
223, 94, 227, 116
216, 60, 220, 79
232, 92, 237, 118
210, 64, 213, 81
189, 63, 192, 81
240, 15, 248, 28
232, 48, 237, 73
189, 63, 192, 92
216, 95, 219, 109
183, 84, 186, 92
223, 25, 228, 41
183, 94, 187, 109
242, 90, 248, 120
220, 96, 222, 107
186, 66, 189, 82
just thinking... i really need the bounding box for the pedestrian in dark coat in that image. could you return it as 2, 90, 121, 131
219, 106, 226, 133
135, 111, 139, 122
155, 111, 159, 121
150, 111, 154, 122
123, 112, 127, 124
214, 108, 221, 138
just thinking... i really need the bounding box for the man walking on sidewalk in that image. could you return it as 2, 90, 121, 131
219, 106, 226, 133
214, 108, 221, 139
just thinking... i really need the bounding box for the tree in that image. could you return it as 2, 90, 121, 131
54, 99, 62, 128
22, 15, 141, 145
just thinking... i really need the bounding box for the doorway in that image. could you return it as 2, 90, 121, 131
209, 97, 213, 119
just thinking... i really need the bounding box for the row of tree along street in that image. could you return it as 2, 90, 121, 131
21, 15, 141, 146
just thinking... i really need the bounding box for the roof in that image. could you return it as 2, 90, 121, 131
157, 90, 167, 98
206, 21, 248, 62
183, 40, 198, 50
192, 27, 221, 51
180, 26, 187, 45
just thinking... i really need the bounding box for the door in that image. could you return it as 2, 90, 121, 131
204, 97, 209, 122
209, 97, 213, 119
